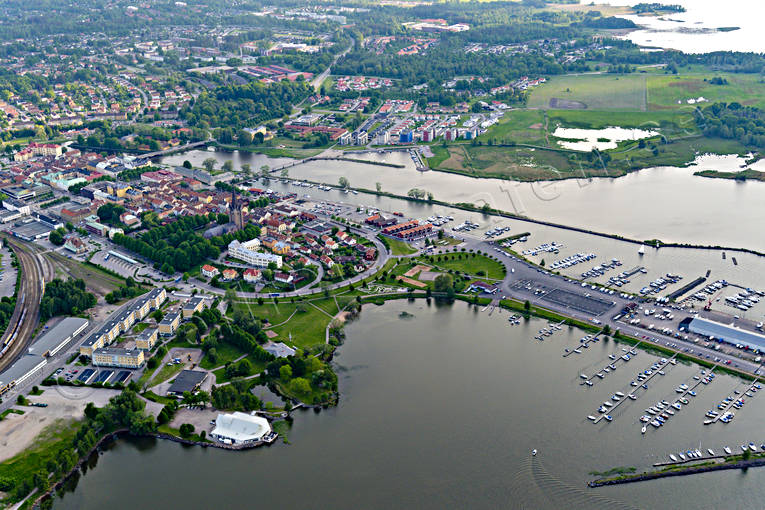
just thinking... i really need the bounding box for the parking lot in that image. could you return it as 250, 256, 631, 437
511, 278, 614, 316
0, 245, 17, 298
90, 249, 139, 278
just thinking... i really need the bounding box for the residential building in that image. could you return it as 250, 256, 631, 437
182, 297, 206, 318
159, 311, 181, 336
243, 268, 262, 282
201, 264, 219, 278
228, 239, 283, 268
136, 328, 158, 350
92, 347, 145, 369
222, 268, 238, 281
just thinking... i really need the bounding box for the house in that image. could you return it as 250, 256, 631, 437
64, 236, 87, 254
467, 281, 498, 294
264, 341, 296, 358
274, 272, 293, 284
320, 255, 334, 268
201, 264, 219, 278
222, 268, 238, 281
365, 248, 377, 261
228, 239, 282, 268
243, 268, 262, 282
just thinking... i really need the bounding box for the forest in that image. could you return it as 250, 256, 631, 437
40, 278, 97, 321
695, 103, 765, 149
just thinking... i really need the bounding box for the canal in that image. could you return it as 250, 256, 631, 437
55, 300, 765, 509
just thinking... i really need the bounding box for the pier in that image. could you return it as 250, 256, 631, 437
642, 367, 717, 433
562, 334, 600, 357
580, 342, 643, 387
708, 377, 760, 424
591, 353, 678, 424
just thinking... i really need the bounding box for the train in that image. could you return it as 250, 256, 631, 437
0, 292, 27, 360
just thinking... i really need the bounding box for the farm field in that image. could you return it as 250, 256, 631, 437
527, 73, 647, 111
647, 73, 765, 110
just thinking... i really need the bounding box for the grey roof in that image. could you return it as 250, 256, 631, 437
167, 370, 207, 394
264, 342, 296, 358
183, 297, 205, 310
28, 317, 89, 356
0, 354, 46, 386
94, 346, 142, 357
137, 327, 158, 341
688, 317, 765, 350
160, 311, 181, 325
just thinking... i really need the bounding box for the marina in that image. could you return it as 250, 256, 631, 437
706, 379, 762, 425
579, 342, 642, 386
640, 367, 717, 433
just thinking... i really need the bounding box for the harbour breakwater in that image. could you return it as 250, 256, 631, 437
589, 456, 765, 488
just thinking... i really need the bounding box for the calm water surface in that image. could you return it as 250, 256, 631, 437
56, 301, 765, 509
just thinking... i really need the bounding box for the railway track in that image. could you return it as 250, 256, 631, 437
0, 236, 45, 371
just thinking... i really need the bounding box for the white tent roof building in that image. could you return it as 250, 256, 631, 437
210, 412, 272, 445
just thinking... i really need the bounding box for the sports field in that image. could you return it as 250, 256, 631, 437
527, 74, 647, 111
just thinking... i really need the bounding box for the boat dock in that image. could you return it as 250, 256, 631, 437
707, 378, 760, 424
580, 342, 643, 386
623, 266, 646, 278
642, 367, 716, 433
590, 353, 678, 424
563, 334, 600, 357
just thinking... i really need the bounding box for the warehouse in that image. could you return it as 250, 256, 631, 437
0, 354, 47, 395
28, 317, 89, 357
681, 317, 765, 351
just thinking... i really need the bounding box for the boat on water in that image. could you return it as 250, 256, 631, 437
679, 453, 686, 460
615, 391, 625, 397
608, 354, 616, 360
532, 449, 537, 456
638, 245, 645, 256
604, 415, 613, 422
669, 454, 678, 462
641, 425, 647, 434
724, 446, 732, 455
749, 443, 757, 452
628, 394, 637, 400
587, 415, 597, 421
708, 449, 715, 456
585, 381, 593, 386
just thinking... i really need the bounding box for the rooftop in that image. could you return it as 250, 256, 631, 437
167, 369, 207, 395
27, 317, 89, 357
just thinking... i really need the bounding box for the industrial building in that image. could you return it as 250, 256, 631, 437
28, 318, 89, 358
0, 354, 47, 395
182, 297, 206, 318
681, 317, 765, 351
166, 370, 207, 396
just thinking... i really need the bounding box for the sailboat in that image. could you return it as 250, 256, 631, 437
638, 244, 646, 256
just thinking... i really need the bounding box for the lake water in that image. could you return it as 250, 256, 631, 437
55, 301, 765, 509
581, 0, 765, 53
552, 127, 659, 151
244, 150, 765, 252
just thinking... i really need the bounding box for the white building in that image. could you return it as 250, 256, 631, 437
228, 239, 282, 268
210, 412, 272, 445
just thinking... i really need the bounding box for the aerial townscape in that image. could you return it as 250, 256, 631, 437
0, 0, 764, 508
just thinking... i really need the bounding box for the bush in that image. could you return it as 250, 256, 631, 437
179, 423, 195, 438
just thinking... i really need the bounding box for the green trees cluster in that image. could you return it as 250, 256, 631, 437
40, 278, 96, 321
97, 203, 126, 226
181, 80, 310, 129
112, 214, 220, 274
48, 227, 67, 246
211, 378, 262, 411
695, 102, 765, 148
105, 277, 144, 304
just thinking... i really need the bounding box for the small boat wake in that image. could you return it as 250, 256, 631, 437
504, 456, 639, 510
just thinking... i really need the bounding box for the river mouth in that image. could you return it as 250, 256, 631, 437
54, 300, 765, 509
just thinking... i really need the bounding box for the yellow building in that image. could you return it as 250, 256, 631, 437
136, 328, 158, 350
159, 311, 181, 336
182, 297, 206, 319
92, 347, 145, 368
107, 181, 132, 198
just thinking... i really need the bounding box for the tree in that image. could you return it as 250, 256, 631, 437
280, 364, 293, 381
48, 229, 64, 246
289, 377, 311, 396
202, 158, 217, 174
224, 287, 237, 306
179, 423, 195, 438
280, 168, 289, 178
524, 300, 531, 311
183, 160, 192, 169
260, 165, 270, 178
222, 160, 233, 173
338, 176, 350, 189
433, 273, 454, 294
375, 182, 382, 193
241, 163, 251, 177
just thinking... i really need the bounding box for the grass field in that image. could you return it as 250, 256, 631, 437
387, 238, 418, 256
477, 109, 547, 145
647, 74, 765, 110
528, 74, 647, 111
425, 253, 506, 280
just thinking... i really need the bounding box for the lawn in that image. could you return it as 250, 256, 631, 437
419, 253, 506, 280
151, 362, 185, 387
547, 110, 699, 137
528, 74, 647, 111
233, 299, 336, 350
387, 237, 418, 256
647, 73, 765, 110
45, 251, 125, 296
